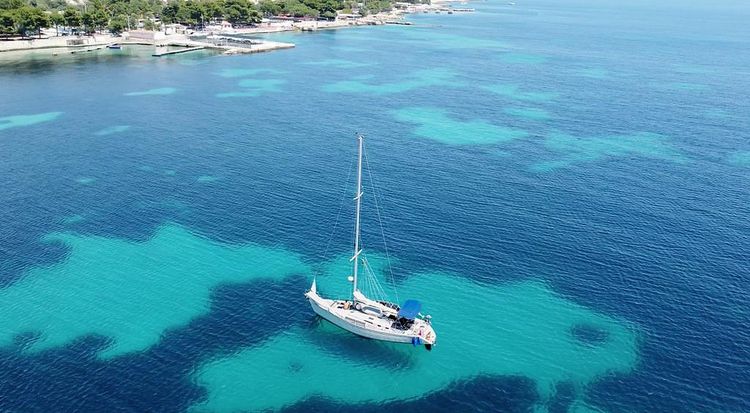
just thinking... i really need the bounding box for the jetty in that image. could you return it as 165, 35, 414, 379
152, 46, 205, 57
70, 46, 104, 54
199, 36, 295, 54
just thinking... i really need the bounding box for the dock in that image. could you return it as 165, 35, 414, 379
152, 46, 205, 57
70, 46, 104, 54
219, 40, 295, 55
200, 37, 295, 54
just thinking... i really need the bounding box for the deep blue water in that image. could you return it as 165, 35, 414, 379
1, 0, 749, 412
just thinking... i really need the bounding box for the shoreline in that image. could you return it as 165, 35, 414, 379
0, 2, 474, 57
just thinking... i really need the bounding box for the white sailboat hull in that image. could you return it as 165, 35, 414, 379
306, 287, 436, 345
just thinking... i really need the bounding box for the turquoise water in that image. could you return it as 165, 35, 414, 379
1, 1, 749, 412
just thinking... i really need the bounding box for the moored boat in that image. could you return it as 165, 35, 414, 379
305, 134, 437, 350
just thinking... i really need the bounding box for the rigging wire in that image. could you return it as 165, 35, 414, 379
362, 140, 400, 304
362, 254, 388, 302
316, 149, 357, 276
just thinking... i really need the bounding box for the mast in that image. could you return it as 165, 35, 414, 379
351, 134, 364, 298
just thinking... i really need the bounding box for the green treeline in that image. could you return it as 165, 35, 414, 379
1, 0, 427, 38
2, 0, 116, 36
1, 0, 52, 36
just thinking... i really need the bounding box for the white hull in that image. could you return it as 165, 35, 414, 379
306, 287, 436, 345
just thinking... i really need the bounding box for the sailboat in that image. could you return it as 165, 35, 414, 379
305, 134, 437, 350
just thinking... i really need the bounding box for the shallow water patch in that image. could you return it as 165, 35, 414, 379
483, 84, 558, 102
196, 175, 219, 183
704, 108, 730, 119
192, 267, 638, 412
124, 87, 177, 96
304, 59, 372, 69
216, 68, 284, 78
397, 29, 508, 50
531, 132, 686, 172
94, 125, 130, 136
504, 107, 551, 121
61, 214, 85, 225
0, 112, 62, 132
238, 78, 286, 90
321, 68, 459, 95
727, 151, 750, 167
575, 68, 610, 79
672, 63, 713, 75
330, 46, 370, 53
216, 78, 286, 98
499, 53, 547, 64
0, 224, 309, 359
215, 91, 261, 98
392, 107, 527, 145
661, 82, 710, 91
75, 177, 97, 185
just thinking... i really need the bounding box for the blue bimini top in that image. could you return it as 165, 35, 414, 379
398, 300, 422, 319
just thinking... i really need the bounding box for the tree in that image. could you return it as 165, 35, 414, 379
204, 0, 224, 20
0, 0, 22, 11
108, 13, 126, 34
50, 10, 63, 35
89, 0, 108, 32
63, 7, 81, 32
160, 1, 179, 24
173, 0, 204, 25
258, 0, 280, 17
14, 6, 50, 37
283, 0, 317, 18
316, 0, 342, 20
223, 0, 260, 25
108, 1, 130, 19
81, 11, 94, 32
0, 11, 15, 35
143, 18, 157, 30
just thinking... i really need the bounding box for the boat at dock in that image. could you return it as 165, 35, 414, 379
305, 134, 437, 350
106, 44, 122, 49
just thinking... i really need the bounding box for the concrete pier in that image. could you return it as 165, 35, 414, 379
152, 46, 205, 57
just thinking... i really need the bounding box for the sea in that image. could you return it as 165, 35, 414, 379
1, 0, 749, 412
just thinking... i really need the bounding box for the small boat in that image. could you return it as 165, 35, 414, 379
305, 134, 437, 350
107, 44, 122, 49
